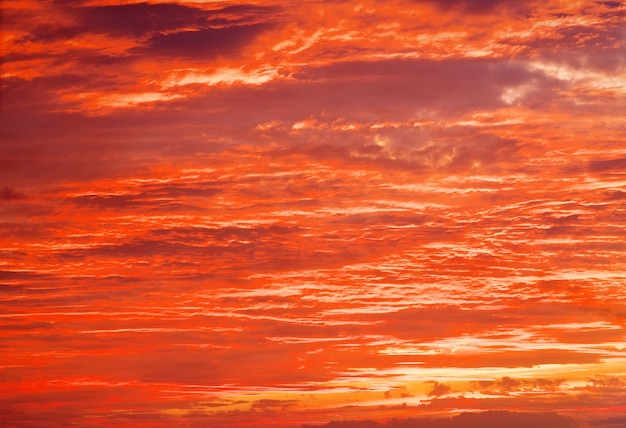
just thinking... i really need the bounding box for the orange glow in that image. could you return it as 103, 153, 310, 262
1, 0, 625, 426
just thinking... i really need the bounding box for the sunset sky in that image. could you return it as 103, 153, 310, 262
1, 0, 626, 426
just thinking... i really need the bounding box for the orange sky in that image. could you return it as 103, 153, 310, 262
1, 0, 625, 426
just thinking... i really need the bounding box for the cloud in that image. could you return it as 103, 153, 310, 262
70, 185, 220, 210
303, 411, 577, 428
366, 306, 511, 340
588, 157, 626, 172
448, 411, 576, 428
26, 3, 281, 42
600, 1, 623, 7
0, 186, 25, 202
427, 381, 452, 397
471, 376, 565, 395
413, 0, 538, 12
289, 58, 544, 117
1, 0, 624, 427
32, 3, 209, 41
587, 375, 625, 389
136, 23, 275, 59
250, 398, 299, 412
0, 270, 49, 281
0, 321, 55, 331
81, 3, 210, 37
594, 415, 626, 427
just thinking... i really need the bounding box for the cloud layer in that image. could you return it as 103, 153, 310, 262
1, 0, 625, 426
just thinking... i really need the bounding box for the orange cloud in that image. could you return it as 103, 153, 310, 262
1, 0, 625, 426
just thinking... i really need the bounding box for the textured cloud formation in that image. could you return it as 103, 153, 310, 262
1, 0, 625, 427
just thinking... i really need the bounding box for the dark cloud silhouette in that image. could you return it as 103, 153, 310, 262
595, 415, 626, 427
303, 411, 577, 428
427, 381, 452, 397
318, 422, 380, 428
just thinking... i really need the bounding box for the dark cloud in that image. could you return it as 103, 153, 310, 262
413, 0, 538, 12
149, 224, 301, 245
445, 411, 576, 428
604, 190, 626, 201
366, 306, 511, 340
0, 56, 557, 188
69, 239, 195, 259
9, 2, 207, 46
427, 381, 452, 397
471, 376, 562, 394
136, 23, 275, 58
0, 383, 178, 427
0, 270, 49, 280
312, 421, 380, 428
261, 58, 559, 122
26, 24, 86, 44
77, 3, 210, 38
0, 186, 26, 201
0, 321, 55, 331
250, 398, 299, 412
588, 157, 626, 172
71, 194, 152, 210
600, 1, 622, 8
303, 411, 576, 428
587, 375, 625, 389
27, 3, 280, 42
595, 415, 626, 427
520, 18, 626, 74
70, 185, 220, 210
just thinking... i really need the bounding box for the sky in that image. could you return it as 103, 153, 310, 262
1, 0, 625, 426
